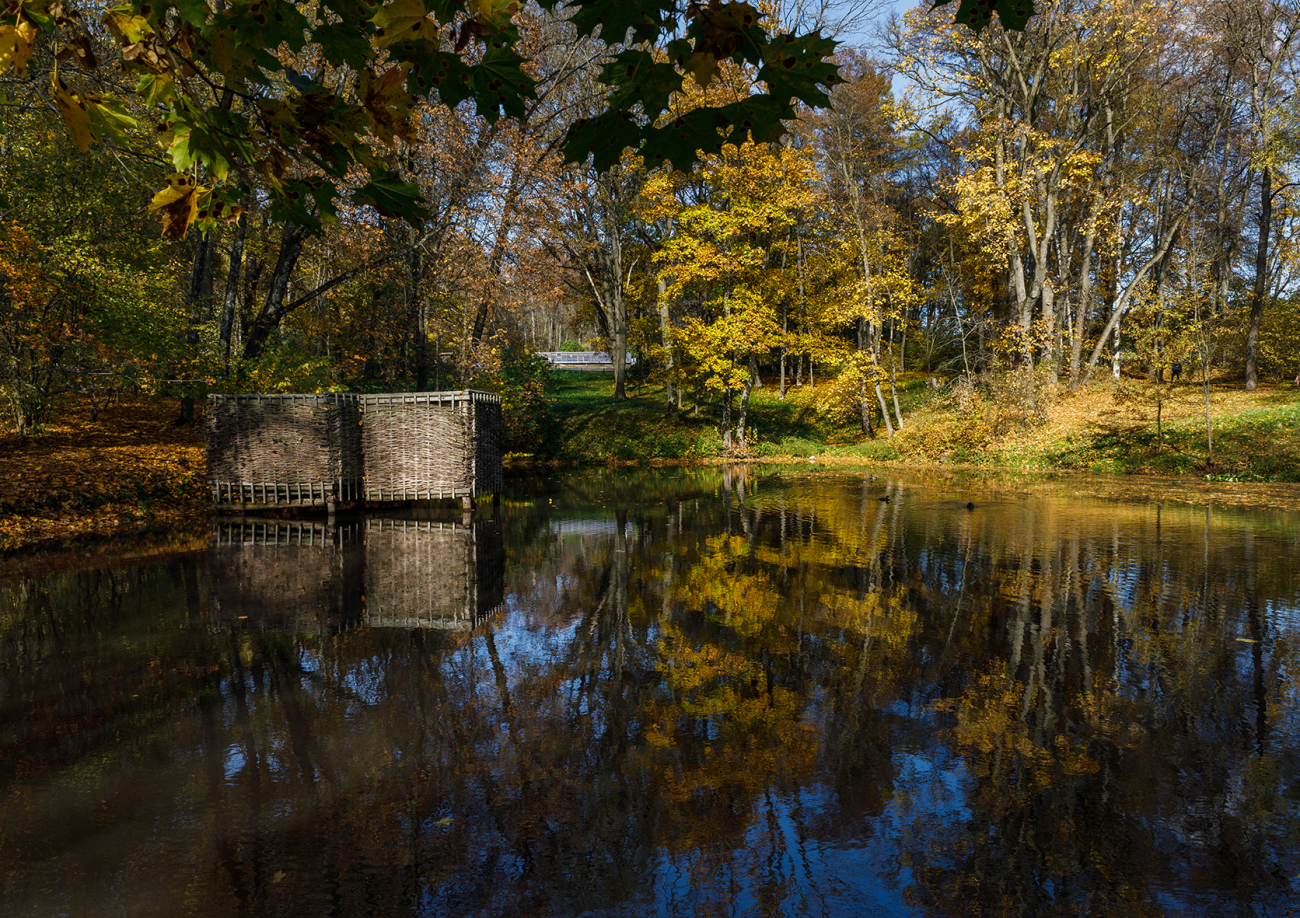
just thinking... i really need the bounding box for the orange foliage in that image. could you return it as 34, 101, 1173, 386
0, 398, 207, 553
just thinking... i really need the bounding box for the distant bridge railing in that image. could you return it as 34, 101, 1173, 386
538, 351, 637, 368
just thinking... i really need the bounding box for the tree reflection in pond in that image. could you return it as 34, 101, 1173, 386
0, 467, 1298, 917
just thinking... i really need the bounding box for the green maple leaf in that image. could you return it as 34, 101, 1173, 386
716, 97, 793, 147
174, 0, 211, 28
321, 0, 379, 23
758, 31, 839, 108
471, 46, 535, 121
600, 49, 682, 117
569, 0, 669, 44
316, 21, 374, 69
270, 178, 339, 229
562, 112, 644, 172
352, 172, 430, 223
641, 108, 732, 173
932, 0, 1035, 32
392, 41, 472, 103
85, 94, 139, 147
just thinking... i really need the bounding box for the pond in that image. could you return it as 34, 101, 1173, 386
2, 467, 1299, 917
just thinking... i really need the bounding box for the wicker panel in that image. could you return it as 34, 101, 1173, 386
207, 394, 362, 506
208, 522, 364, 633
363, 519, 504, 630
471, 392, 504, 496
359, 391, 503, 500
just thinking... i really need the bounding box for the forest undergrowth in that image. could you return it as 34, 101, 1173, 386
0, 399, 208, 557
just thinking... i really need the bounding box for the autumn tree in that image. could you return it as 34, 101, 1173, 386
805, 51, 912, 435
647, 138, 818, 449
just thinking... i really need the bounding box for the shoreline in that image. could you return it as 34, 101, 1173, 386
3, 381, 1297, 568
4, 458, 1297, 579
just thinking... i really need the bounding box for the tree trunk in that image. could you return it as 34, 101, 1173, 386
1245, 166, 1270, 390
220, 199, 248, 371
407, 227, 428, 392
737, 355, 756, 451
721, 387, 732, 449
242, 220, 310, 361
887, 321, 903, 430
867, 319, 894, 437
180, 231, 216, 424
657, 276, 677, 419
1068, 229, 1095, 387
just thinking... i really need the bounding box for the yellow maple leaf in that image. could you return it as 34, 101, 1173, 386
0, 18, 37, 78
685, 51, 720, 89
148, 173, 204, 240
466, 0, 518, 27
51, 74, 93, 152
372, 0, 434, 48
103, 4, 152, 44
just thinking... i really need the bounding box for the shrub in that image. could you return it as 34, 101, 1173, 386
472, 346, 555, 453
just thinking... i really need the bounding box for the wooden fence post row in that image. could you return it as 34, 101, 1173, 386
206, 391, 503, 510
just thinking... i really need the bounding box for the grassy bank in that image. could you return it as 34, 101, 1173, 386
1, 371, 1295, 558
528, 370, 1300, 482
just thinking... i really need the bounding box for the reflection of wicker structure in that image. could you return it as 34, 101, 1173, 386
209, 522, 363, 632
363, 519, 504, 630
359, 391, 503, 501
207, 394, 362, 508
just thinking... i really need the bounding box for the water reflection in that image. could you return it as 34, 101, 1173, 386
209, 518, 505, 633
1, 469, 1298, 917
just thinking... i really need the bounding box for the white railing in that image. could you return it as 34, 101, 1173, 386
538, 351, 637, 366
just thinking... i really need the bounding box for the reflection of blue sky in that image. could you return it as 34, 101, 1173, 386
488, 480, 1299, 913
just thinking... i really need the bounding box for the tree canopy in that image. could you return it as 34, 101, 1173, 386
1, 0, 1036, 240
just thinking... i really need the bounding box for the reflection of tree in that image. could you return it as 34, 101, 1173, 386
1, 471, 1299, 916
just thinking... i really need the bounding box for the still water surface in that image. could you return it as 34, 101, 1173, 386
2, 467, 1299, 917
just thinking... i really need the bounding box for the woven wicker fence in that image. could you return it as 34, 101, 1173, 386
359, 391, 503, 501
208, 521, 364, 633
363, 519, 504, 630
207, 394, 362, 507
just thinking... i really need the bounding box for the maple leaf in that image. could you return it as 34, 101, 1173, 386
600, 49, 681, 115
931, 0, 1035, 33
684, 51, 719, 88
395, 39, 470, 98
569, 0, 669, 44
361, 64, 418, 145
372, 0, 435, 48
84, 93, 139, 147
465, 0, 518, 29
0, 17, 37, 78
563, 112, 644, 172
642, 108, 733, 173
685, 1, 764, 67
317, 21, 373, 68
51, 74, 93, 152
148, 174, 203, 240
470, 46, 535, 121
102, 5, 152, 44
758, 31, 838, 108
352, 172, 430, 221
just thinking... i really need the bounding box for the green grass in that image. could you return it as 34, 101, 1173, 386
539, 371, 870, 463
530, 370, 1300, 482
